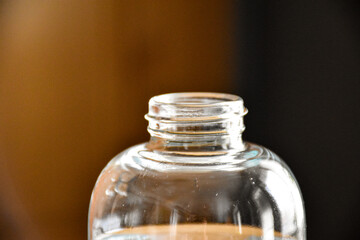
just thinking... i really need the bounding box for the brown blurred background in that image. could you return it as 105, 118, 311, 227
0, 1, 359, 240
0, 1, 235, 239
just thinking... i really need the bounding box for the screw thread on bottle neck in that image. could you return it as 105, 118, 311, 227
145, 92, 247, 151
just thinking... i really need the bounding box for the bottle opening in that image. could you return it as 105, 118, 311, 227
151, 92, 241, 105
146, 92, 247, 122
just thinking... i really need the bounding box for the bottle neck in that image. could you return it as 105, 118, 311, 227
145, 92, 247, 152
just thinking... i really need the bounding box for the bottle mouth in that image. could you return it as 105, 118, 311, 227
146, 92, 247, 122
151, 92, 241, 105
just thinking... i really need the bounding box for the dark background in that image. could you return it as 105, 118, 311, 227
0, 1, 359, 239
235, 1, 360, 239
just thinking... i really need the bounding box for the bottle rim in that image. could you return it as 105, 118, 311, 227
150, 92, 242, 107
146, 92, 247, 122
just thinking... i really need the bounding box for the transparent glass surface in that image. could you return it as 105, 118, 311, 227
88, 93, 306, 240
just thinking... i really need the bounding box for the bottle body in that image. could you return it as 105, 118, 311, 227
88, 93, 305, 239
89, 142, 305, 240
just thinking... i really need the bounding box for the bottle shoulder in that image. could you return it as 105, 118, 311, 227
107, 141, 288, 173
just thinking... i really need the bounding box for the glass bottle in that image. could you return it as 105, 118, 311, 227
88, 92, 306, 240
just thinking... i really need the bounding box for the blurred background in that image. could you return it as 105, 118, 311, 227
0, 1, 358, 239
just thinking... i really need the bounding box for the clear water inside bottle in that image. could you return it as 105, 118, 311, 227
94, 224, 293, 240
